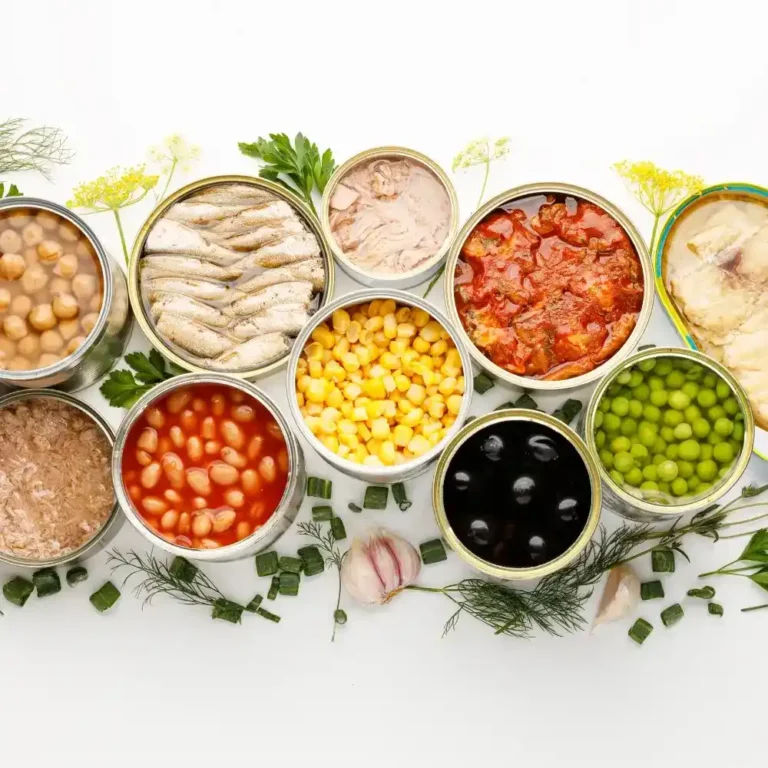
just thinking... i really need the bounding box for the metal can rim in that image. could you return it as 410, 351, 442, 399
0, 388, 121, 568
320, 146, 460, 287
442, 181, 654, 391
111, 372, 303, 560
432, 408, 602, 581
127, 174, 336, 380
0, 197, 115, 382
583, 346, 755, 518
285, 287, 474, 482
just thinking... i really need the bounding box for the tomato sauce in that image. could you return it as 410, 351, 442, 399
454, 195, 644, 380
121, 383, 288, 550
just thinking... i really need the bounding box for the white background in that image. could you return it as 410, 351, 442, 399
2, 1, 767, 765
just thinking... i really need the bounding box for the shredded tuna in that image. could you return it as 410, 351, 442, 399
0, 398, 114, 561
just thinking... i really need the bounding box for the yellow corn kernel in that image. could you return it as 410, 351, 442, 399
397, 398, 414, 415
373, 330, 387, 347
390, 390, 401, 402
368, 300, 382, 317
397, 322, 416, 339
339, 432, 359, 448
442, 415, 456, 429
305, 416, 322, 435
393, 424, 413, 447
365, 401, 384, 420
332, 309, 351, 333
440, 328, 451, 340
321, 406, 341, 422
393, 453, 406, 465
402, 407, 425, 428
311, 326, 336, 349
394, 374, 410, 393
364, 315, 384, 332
419, 321, 442, 343
366, 438, 382, 455
408, 435, 431, 456
297, 357, 308, 371
349, 372, 363, 384
359, 328, 374, 345
343, 382, 362, 401
378, 440, 396, 465
406, 383, 426, 405
358, 423, 372, 442
382, 374, 396, 394
432, 355, 446, 369
363, 378, 386, 399
370, 418, 390, 440
306, 403, 323, 416
411, 308, 430, 328
297, 374, 312, 393
325, 360, 347, 384
446, 394, 462, 415
428, 431, 443, 446
363, 455, 383, 467
332, 337, 350, 361
321, 349, 333, 364
305, 342, 324, 361
337, 445, 351, 459
319, 418, 336, 436
352, 311, 368, 325
306, 379, 328, 403
456, 376, 465, 394
419, 355, 434, 370
381, 400, 397, 419
366, 342, 381, 360
430, 339, 448, 357
412, 337, 430, 354
352, 407, 368, 422
411, 375, 424, 388
338, 419, 357, 435
395, 307, 411, 322
426, 386, 439, 397
422, 420, 442, 438
340, 401, 353, 417
355, 396, 371, 407
389, 339, 408, 356
378, 351, 398, 369
413, 364, 434, 386
378, 299, 396, 317
428, 400, 446, 419
439, 376, 457, 396
342, 352, 360, 373
355, 346, 373, 367
383, 313, 397, 339
296, 392, 305, 407
346, 320, 362, 344
308, 359, 323, 379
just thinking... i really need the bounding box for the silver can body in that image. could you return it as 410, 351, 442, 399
0, 198, 133, 392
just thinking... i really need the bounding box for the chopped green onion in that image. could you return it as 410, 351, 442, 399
33, 568, 61, 598
392, 482, 412, 511
640, 580, 665, 600
420, 538, 447, 565
211, 598, 244, 624
89, 582, 121, 613
279, 571, 300, 597
330, 516, 347, 540
298, 545, 321, 560
334, 609, 348, 625
687, 586, 716, 600
473, 372, 495, 395
255, 551, 279, 576
169, 557, 198, 582
364, 486, 388, 509
3, 576, 34, 607
651, 548, 675, 573
278, 556, 303, 574
661, 603, 684, 627
494, 401, 515, 411
245, 594, 264, 613
312, 505, 333, 522
307, 476, 332, 499
514, 393, 539, 410
267, 576, 280, 600
257, 607, 281, 623
348, 502, 363, 513
302, 555, 326, 577
551, 399, 583, 425
628, 618, 654, 645
708, 602, 724, 617
66, 566, 88, 587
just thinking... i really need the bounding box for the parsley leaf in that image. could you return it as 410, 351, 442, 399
125, 349, 170, 384
0, 182, 22, 198
100, 351, 178, 409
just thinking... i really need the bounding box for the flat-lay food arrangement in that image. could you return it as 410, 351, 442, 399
2, 126, 768, 644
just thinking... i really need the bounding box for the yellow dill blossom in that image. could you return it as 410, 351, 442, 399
149, 134, 201, 200
613, 160, 704, 254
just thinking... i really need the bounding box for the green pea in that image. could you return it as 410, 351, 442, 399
666, 371, 686, 389
713, 442, 734, 464
687, 475, 701, 493
685, 365, 704, 381
599, 398, 612, 413
631, 444, 649, 463
707, 431, 724, 445
665, 444, 679, 460
658, 481, 671, 494
632, 384, 650, 402
729, 439, 742, 456
671, 477, 689, 497
594, 411, 604, 429
660, 426, 675, 442
684, 404, 701, 423
607, 383, 622, 397
723, 397, 740, 417
677, 460, 694, 479
716, 381, 731, 400
678, 439, 701, 461
655, 360, 673, 376
628, 400, 644, 419
681, 381, 699, 399
657, 460, 679, 482
614, 451, 634, 474
599, 449, 614, 469
625, 467, 643, 487
697, 389, 717, 408
673, 423, 693, 441
611, 436, 632, 453
708, 405, 726, 422
663, 409, 684, 427
620, 418, 638, 437
595, 430, 606, 449
653, 453, 666, 465
702, 372, 717, 388
714, 417, 734, 437
668, 390, 691, 410
618, 387, 633, 400
700, 444, 713, 461
611, 397, 630, 417
732, 422, 745, 442
637, 424, 657, 448
696, 459, 718, 481
640, 480, 659, 491
648, 375, 665, 391
697, 481, 712, 493
649, 390, 668, 408
603, 413, 621, 433
609, 470, 624, 486
616, 370, 632, 385
692, 418, 710, 438
675, 358, 693, 371
642, 464, 658, 482
652, 438, 667, 454
642, 404, 661, 423
628, 370, 644, 387
638, 359, 656, 372
717, 465, 731, 479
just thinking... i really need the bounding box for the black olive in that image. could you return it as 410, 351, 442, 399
511, 474, 536, 505
556, 497, 579, 523
526, 533, 547, 562
527, 433, 559, 463
480, 433, 504, 462
452, 469, 472, 492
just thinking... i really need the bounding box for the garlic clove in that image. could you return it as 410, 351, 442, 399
341, 538, 387, 605
592, 564, 641, 631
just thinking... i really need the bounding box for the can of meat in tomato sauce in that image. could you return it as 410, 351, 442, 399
443, 182, 653, 391
582, 347, 754, 523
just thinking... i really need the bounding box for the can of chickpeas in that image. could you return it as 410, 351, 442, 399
112, 373, 305, 562
286, 288, 474, 484
0, 198, 133, 391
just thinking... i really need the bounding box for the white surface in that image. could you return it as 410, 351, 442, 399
2, 1, 767, 765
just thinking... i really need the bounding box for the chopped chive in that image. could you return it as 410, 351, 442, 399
687, 586, 716, 600
211, 598, 244, 624
255, 551, 279, 576
473, 372, 495, 395
628, 618, 654, 645
267, 576, 280, 601
364, 486, 388, 509
307, 476, 332, 499
514, 393, 539, 410
302, 556, 326, 577
330, 516, 347, 540
651, 548, 675, 573
640, 580, 665, 601
66, 566, 88, 587
298, 545, 321, 560
348, 502, 362, 513
3, 576, 34, 607
169, 557, 198, 582
420, 538, 447, 565
33, 568, 61, 598
334, 609, 348, 625
278, 556, 303, 574
708, 602, 724, 617
257, 607, 281, 623
551, 399, 583, 425
245, 594, 264, 613
89, 582, 121, 612
279, 571, 300, 597
661, 603, 684, 627
312, 505, 333, 522
494, 401, 515, 411
392, 482, 412, 511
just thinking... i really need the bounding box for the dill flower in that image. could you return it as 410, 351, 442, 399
150, 134, 201, 174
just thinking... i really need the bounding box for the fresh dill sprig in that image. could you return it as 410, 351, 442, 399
0, 118, 73, 179
297, 520, 347, 641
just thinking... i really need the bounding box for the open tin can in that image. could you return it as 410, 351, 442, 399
432, 409, 602, 581
0, 198, 132, 392
443, 182, 653, 391
112, 373, 305, 562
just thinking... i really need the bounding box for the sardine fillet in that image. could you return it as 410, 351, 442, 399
230, 303, 311, 339
187, 184, 278, 206
146, 219, 241, 267
233, 234, 321, 270
141, 254, 243, 281
165, 202, 253, 226
226, 281, 314, 317
150, 293, 231, 328
201, 333, 291, 371
145, 277, 240, 303
205, 220, 305, 251
238, 259, 325, 293
207, 201, 296, 235
156, 313, 234, 358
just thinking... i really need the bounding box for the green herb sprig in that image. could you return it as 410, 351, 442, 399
100, 350, 182, 408
0, 118, 73, 179
239, 133, 335, 217
0, 182, 22, 199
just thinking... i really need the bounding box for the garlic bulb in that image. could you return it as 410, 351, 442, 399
341, 528, 421, 605
592, 564, 640, 630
